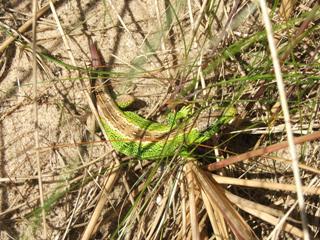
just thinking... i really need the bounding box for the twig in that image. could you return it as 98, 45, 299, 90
0, 1, 56, 54
80, 163, 120, 240
32, 0, 47, 237
107, 0, 134, 40
253, 1, 307, 237
184, 162, 200, 239
213, 174, 320, 195
207, 130, 320, 171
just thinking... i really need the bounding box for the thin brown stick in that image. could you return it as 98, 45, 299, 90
0, 1, 56, 54
213, 174, 320, 195
258, 0, 309, 237
80, 162, 120, 240
184, 162, 200, 239
207, 131, 320, 171
32, 0, 47, 237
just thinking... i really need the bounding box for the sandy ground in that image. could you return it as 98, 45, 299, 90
0, 0, 172, 238
1, 1, 319, 239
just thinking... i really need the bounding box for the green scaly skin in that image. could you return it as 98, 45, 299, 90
97, 92, 236, 160
90, 41, 236, 160
100, 111, 236, 159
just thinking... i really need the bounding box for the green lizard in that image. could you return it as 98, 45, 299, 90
89, 42, 236, 160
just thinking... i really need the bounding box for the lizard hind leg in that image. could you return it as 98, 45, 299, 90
115, 94, 136, 109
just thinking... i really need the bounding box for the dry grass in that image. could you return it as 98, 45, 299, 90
0, 0, 320, 239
